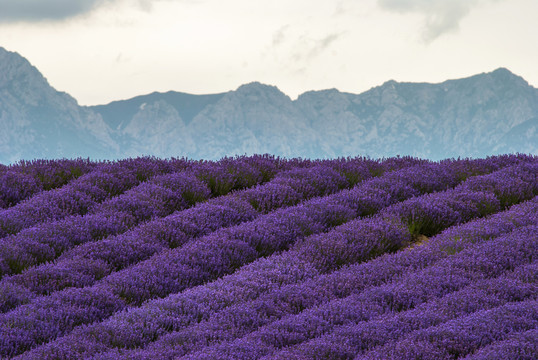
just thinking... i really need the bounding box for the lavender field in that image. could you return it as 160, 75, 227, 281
0, 154, 536, 360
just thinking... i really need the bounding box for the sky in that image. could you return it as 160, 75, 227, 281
0, 0, 536, 106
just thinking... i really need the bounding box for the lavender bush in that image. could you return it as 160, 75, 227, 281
0, 154, 534, 360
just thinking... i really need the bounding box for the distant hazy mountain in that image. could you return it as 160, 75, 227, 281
293, 68, 538, 159
0, 47, 118, 164
1, 46, 537, 164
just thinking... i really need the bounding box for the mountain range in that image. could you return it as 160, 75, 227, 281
1, 46, 537, 164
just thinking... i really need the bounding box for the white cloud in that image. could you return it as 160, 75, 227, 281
0, 0, 196, 23
0, 0, 108, 22
378, 0, 500, 42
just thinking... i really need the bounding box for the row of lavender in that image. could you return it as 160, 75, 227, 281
0, 155, 405, 310
0, 154, 309, 277
79, 162, 536, 360
0, 155, 314, 238
0, 154, 535, 358
0, 159, 96, 209
0, 155, 381, 211
0, 157, 190, 237
0, 155, 415, 354
0, 155, 419, 357
267, 225, 537, 359
78, 175, 537, 360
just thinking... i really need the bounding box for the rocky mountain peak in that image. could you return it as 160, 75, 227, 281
234, 82, 291, 103
0, 46, 77, 109
0, 48, 46, 85
489, 67, 526, 83
295, 88, 351, 120
296, 88, 343, 101
0, 47, 40, 85
0, 47, 118, 164
444, 68, 529, 90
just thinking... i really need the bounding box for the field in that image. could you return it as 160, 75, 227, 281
0, 154, 536, 359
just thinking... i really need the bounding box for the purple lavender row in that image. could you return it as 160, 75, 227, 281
0, 159, 348, 311
0, 172, 208, 278
0, 157, 194, 238
26, 197, 538, 360
85, 159, 486, 305
270, 262, 537, 359
184, 154, 306, 196
107, 166, 536, 360
0, 159, 450, 357
0, 154, 287, 278
2, 157, 528, 358
128, 168, 537, 360
357, 264, 538, 360
360, 299, 538, 360
42, 160, 537, 359
0, 160, 378, 322
21, 159, 531, 359
462, 328, 538, 360
295, 188, 503, 273
178, 223, 538, 360
13, 154, 421, 294
0, 160, 230, 276
0, 158, 97, 209
0, 153, 297, 238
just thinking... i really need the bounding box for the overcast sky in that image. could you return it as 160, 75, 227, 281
0, 0, 536, 105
